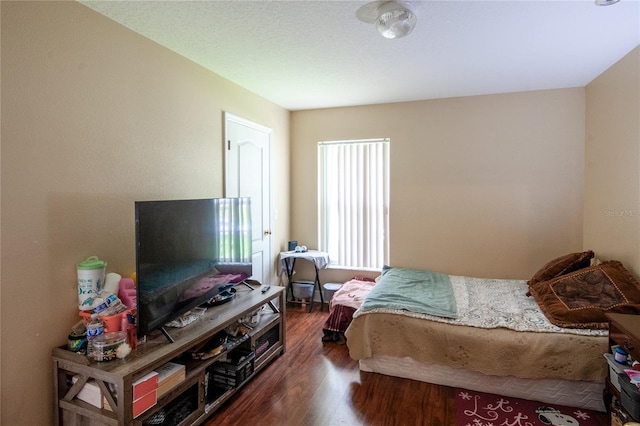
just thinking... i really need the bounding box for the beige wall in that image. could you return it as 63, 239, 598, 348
291, 89, 586, 281
584, 46, 640, 276
1, 2, 289, 425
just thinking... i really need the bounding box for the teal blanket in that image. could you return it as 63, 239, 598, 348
360, 266, 457, 318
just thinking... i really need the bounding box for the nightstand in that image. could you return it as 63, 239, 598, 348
606, 313, 640, 422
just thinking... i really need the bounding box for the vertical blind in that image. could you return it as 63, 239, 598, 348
318, 139, 390, 269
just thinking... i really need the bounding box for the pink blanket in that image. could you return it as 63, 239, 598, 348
323, 278, 375, 333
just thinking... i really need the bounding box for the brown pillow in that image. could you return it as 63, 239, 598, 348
528, 261, 640, 329
528, 250, 594, 287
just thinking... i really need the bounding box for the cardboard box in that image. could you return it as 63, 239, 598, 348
154, 362, 185, 398
72, 377, 102, 408
102, 396, 112, 412
133, 371, 158, 400
157, 375, 185, 399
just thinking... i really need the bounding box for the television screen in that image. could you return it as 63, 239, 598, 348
135, 197, 252, 339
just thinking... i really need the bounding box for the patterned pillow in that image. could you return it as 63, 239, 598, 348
528, 261, 640, 329
528, 250, 594, 288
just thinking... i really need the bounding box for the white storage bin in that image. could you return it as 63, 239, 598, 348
323, 283, 342, 301
292, 281, 314, 299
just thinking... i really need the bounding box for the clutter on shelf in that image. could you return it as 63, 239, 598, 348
69, 256, 138, 361
164, 308, 207, 328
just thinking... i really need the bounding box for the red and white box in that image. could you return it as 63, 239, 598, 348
100, 371, 158, 416
133, 371, 158, 400
133, 389, 157, 418
132, 371, 158, 418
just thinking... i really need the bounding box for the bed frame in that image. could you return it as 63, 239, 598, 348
359, 356, 606, 412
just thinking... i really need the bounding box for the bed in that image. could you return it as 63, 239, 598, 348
343, 252, 640, 412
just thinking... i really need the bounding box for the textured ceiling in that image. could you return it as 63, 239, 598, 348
79, 0, 640, 111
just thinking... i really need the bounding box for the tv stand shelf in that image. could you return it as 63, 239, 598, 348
52, 285, 285, 426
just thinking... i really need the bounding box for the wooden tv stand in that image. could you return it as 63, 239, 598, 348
52, 285, 285, 426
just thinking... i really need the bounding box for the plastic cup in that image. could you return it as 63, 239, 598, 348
77, 256, 107, 310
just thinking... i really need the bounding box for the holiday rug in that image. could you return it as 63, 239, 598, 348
456, 388, 603, 426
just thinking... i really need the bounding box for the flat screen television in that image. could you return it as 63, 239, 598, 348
135, 197, 253, 340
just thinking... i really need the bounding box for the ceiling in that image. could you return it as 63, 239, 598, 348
79, 0, 640, 111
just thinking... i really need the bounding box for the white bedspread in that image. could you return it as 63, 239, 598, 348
353, 275, 608, 337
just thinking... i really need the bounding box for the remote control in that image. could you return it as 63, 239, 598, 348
261, 285, 270, 293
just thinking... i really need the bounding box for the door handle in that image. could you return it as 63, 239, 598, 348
264, 229, 272, 235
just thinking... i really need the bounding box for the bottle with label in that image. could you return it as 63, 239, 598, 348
126, 313, 137, 350
86, 314, 104, 359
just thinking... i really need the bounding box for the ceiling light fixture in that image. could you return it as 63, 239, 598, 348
375, 1, 416, 39
357, 1, 417, 39
594, 0, 620, 5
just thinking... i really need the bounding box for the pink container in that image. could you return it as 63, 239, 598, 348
79, 309, 133, 332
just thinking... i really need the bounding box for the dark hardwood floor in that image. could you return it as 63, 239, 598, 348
205, 302, 609, 426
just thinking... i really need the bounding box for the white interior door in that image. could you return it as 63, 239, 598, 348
224, 112, 273, 286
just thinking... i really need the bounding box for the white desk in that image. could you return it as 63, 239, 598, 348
279, 250, 330, 311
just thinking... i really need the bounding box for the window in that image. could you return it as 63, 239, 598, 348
213, 197, 252, 264
318, 138, 390, 270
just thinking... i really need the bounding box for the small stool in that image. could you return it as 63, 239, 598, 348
322, 283, 342, 305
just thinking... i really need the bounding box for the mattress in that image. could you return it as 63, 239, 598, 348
345, 272, 609, 407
